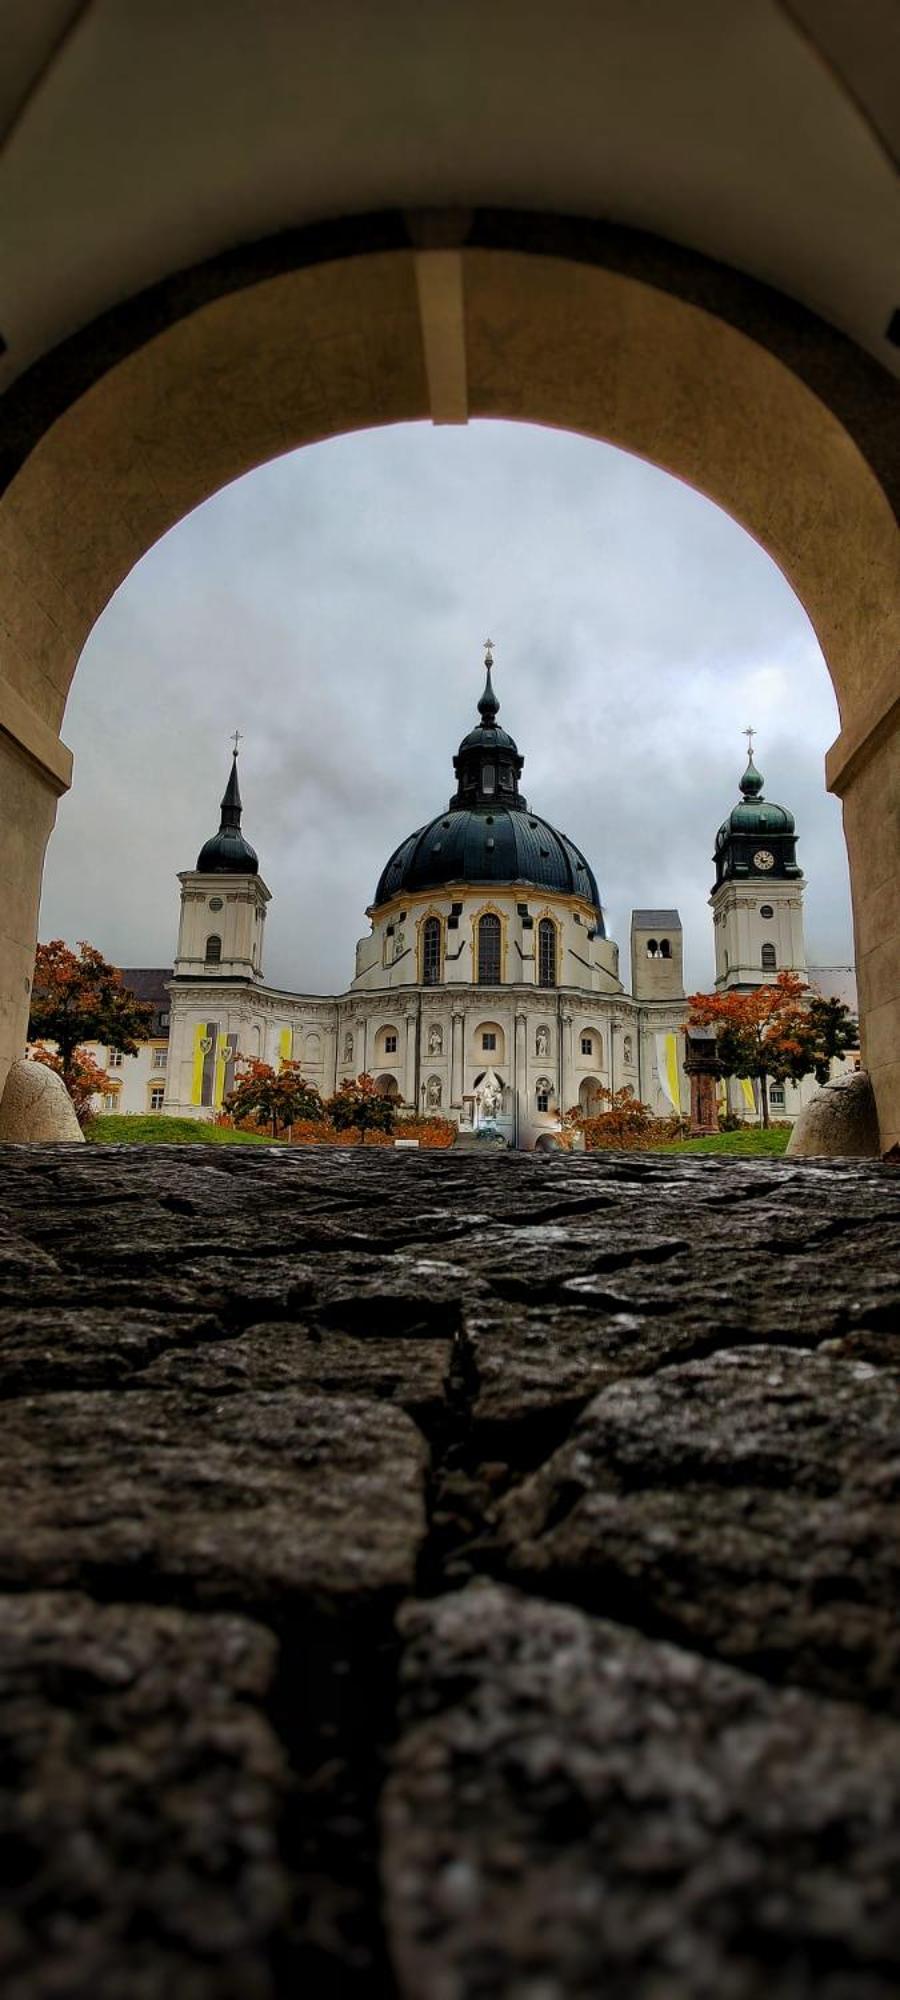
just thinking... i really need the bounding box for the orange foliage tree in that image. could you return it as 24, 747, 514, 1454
564, 1085, 677, 1150
224, 1058, 323, 1138
27, 940, 154, 1106
326, 1073, 397, 1143
685, 972, 810, 1128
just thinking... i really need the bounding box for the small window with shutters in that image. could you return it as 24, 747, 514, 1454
761, 943, 777, 970
205, 934, 222, 964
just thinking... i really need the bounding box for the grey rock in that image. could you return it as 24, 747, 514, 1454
0, 1058, 83, 1142
0, 1591, 287, 1999
787, 1069, 880, 1158
495, 1347, 900, 1708
0, 1389, 427, 1614
385, 1582, 900, 2000
139, 1319, 451, 1420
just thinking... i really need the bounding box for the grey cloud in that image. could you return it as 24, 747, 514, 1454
40, 421, 852, 1000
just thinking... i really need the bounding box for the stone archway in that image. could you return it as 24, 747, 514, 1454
1, 228, 896, 1141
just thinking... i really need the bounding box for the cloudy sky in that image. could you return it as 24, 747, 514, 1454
39, 419, 853, 996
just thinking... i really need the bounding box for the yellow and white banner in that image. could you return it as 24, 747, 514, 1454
654, 1032, 681, 1112
738, 1074, 758, 1115
278, 1027, 293, 1069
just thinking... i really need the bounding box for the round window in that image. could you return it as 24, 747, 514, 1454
209, 896, 224, 911
760, 904, 774, 919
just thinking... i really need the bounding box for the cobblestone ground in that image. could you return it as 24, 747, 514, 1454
0, 1143, 898, 1999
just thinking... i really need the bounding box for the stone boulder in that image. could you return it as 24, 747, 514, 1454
787, 1069, 880, 1158
0, 1058, 83, 1143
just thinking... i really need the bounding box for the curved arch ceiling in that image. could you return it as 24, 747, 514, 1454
2, 0, 898, 393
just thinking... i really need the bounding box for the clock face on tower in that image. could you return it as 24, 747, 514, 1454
753, 849, 775, 871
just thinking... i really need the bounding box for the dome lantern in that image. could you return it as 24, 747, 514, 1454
713, 732, 801, 887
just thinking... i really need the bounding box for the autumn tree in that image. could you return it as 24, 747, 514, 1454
326, 1073, 397, 1142
224, 1058, 323, 1138
28, 941, 154, 1093
28, 1044, 112, 1127
686, 972, 811, 1127
792, 993, 860, 1086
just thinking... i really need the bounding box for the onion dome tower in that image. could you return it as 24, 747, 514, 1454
711, 734, 806, 991
174, 741, 269, 984
372, 646, 603, 922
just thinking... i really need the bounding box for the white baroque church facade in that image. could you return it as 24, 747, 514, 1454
162, 651, 698, 1148
95, 646, 837, 1145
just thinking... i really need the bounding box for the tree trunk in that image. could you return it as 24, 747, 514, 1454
760, 1072, 770, 1129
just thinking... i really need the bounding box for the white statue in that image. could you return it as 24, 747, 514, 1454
536, 1025, 550, 1058
478, 1068, 503, 1124
426, 1075, 442, 1108
343, 1032, 353, 1063
428, 1022, 443, 1055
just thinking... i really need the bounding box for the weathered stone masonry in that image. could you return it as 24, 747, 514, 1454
0, 1145, 898, 1997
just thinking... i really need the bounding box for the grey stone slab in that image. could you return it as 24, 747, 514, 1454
384, 1582, 900, 2000
495, 1347, 900, 1708
0, 1306, 228, 1396
0, 1591, 287, 2000
138, 1319, 452, 1420
0, 1389, 427, 1614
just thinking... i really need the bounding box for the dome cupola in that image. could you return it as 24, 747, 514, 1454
372, 646, 603, 925
713, 736, 801, 886
196, 746, 259, 874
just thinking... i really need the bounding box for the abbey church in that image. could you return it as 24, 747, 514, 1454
138, 646, 826, 1148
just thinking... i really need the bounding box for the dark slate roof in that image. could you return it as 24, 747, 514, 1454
374, 807, 602, 919
118, 968, 172, 1006
196, 752, 259, 875
631, 910, 682, 929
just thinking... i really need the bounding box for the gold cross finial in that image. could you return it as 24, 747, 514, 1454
743, 725, 755, 758
484, 636, 494, 658
231, 729, 242, 756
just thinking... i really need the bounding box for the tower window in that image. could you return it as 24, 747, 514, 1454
659, 938, 671, 959
761, 943, 777, 970
205, 934, 222, 964
581, 1036, 592, 1056
421, 916, 442, 986
481, 763, 496, 794
646, 938, 658, 957
760, 904, 774, 919
477, 913, 501, 984
385, 1033, 398, 1054
482, 1032, 497, 1051
538, 918, 557, 987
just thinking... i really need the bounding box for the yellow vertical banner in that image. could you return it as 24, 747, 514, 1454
654, 1032, 681, 1111
279, 1027, 293, 1069
739, 1075, 757, 1114
191, 1023, 207, 1106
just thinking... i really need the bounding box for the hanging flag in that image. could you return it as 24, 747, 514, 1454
214, 1031, 238, 1108
739, 1074, 757, 1114
654, 1032, 681, 1111
192, 1021, 218, 1106
278, 1027, 293, 1069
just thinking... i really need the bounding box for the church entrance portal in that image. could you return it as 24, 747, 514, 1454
1, 225, 896, 1144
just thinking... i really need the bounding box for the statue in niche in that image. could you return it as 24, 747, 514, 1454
394, 929, 406, 960
426, 1075, 442, 1108
428, 1022, 443, 1056
343, 1031, 353, 1063
536, 1025, 550, 1058
478, 1069, 503, 1126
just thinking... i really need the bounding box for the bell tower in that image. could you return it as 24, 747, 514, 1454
710, 735, 806, 991
174, 744, 270, 982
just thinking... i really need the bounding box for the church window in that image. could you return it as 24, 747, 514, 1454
536, 1078, 553, 1112
538, 918, 557, 987
481, 763, 496, 794
623, 1035, 633, 1064
107, 1049, 123, 1069
581, 1037, 592, 1055
205, 934, 222, 963
149, 1086, 165, 1112
478, 913, 501, 984
482, 1032, 497, 1051
385, 1033, 398, 1054
760, 904, 774, 919
421, 917, 442, 986
659, 939, 671, 959
152, 1048, 167, 1069
761, 943, 777, 970
646, 939, 658, 957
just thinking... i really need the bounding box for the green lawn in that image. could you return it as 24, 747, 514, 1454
652, 1127, 790, 1157
86, 1115, 284, 1146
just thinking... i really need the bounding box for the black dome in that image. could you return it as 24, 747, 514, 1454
375, 806, 602, 918
372, 650, 604, 927
196, 751, 259, 875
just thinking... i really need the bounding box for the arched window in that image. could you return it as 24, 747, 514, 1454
477, 913, 501, 984
761, 943, 777, 970
646, 939, 658, 958
659, 938, 671, 959
205, 934, 222, 964
538, 918, 557, 987
422, 916, 442, 986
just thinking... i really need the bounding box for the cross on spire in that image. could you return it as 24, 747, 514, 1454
484, 636, 494, 660
231, 729, 243, 757
743, 725, 756, 759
